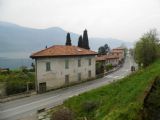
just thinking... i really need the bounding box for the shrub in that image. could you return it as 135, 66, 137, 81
20, 66, 29, 73
82, 100, 99, 113
96, 62, 104, 75
51, 107, 74, 120
105, 64, 113, 71
5, 71, 35, 95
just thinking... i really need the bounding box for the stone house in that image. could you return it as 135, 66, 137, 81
30, 45, 97, 93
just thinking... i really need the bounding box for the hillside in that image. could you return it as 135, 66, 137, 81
52, 60, 160, 120
0, 21, 133, 58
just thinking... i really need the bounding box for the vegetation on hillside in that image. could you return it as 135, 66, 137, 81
0, 68, 35, 96
51, 59, 160, 120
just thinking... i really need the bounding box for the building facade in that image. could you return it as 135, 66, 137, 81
31, 45, 97, 93
96, 54, 119, 66
112, 48, 125, 61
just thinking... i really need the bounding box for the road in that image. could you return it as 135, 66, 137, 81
0, 54, 134, 120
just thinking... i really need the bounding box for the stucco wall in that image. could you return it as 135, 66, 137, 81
36, 56, 96, 91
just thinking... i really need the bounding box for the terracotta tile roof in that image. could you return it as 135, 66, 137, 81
30, 45, 97, 58
96, 54, 119, 61
112, 48, 125, 51
112, 50, 124, 53
106, 54, 119, 59
96, 55, 106, 61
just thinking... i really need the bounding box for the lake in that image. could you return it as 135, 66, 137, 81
0, 58, 34, 69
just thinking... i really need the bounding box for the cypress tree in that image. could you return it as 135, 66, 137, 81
65, 33, 72, 46
82, 29, 90, 49
78, 35, 83, 48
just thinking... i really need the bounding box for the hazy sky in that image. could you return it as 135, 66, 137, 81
0, 0, 160, 42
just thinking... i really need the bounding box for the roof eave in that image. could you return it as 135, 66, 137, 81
30, 53, 97, 59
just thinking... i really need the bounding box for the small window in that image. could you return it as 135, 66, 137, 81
46, 62, 51, 71
89, 58, 91, 66
65, 59, 69, 69
78, 59, 81, 67
88, 70, 91, 78
65, 75, 69, 84
78, 73, 81, 81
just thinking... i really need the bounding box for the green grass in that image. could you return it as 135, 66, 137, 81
60, 60, 160, 120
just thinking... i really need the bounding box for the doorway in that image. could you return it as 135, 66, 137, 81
39, 82, 46, 93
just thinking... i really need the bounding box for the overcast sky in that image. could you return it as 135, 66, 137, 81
0, 0, 160, 42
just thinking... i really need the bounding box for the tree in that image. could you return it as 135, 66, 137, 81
134, 29, 159, 67
96, 62, 104, 74
98, 44, 110, 55
104, 44, 110, 53
129, 48, 134, 56
66, 33, 72, 46
31, 63, 35, 71
82, 29, 90, 49
78, 35, 83, 48
98, 46, 106, 55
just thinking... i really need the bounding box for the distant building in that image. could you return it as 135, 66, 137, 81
96, 47, 126, 67
111, 48, 125, 62
96, 54, 119, 66
31, 45, 97, 93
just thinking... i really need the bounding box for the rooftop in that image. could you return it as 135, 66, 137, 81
96, 54, 119, 61
112, 47, 125, 51
30, 45, 97, 58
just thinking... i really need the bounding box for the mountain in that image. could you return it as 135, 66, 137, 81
0, 21, 133, 58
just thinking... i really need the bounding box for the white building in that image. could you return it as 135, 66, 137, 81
31, 45, 97, 93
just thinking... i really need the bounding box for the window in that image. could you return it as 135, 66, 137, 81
78, 73, 81, 81
65, 59, 69, 69
46, 62, 51, 71
78, 59, 81, 67
88, 70, 91, 78
89, 58, 91, 66
65, 75, 69, 84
